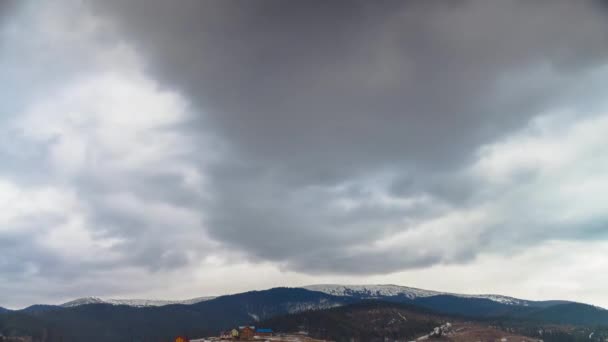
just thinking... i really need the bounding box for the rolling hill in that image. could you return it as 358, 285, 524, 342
522, 302, 608, 326
261, 300, 440, 341
0, 287, 355, 342
260, 300, 545, 342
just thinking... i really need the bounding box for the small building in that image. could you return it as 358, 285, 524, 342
231, 328, 239, 339
239, 326, 255, 340
255, 328, 273, 337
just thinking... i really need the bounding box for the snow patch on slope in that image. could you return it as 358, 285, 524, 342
285, 300, 342, 314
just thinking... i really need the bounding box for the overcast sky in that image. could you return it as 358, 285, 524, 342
1, 0, 608, 309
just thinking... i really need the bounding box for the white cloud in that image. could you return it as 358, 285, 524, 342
0, 181, 73, 230
17, 71, 191, 172
474, 109, 608, 226
0, 0, 218, 307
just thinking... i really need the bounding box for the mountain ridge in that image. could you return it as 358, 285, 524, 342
303, 284, 576, 307
1, 287, 607, 342
60, 296, 216, 308
54, 284, 580, 309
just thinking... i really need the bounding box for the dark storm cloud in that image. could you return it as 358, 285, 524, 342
87, 0, 608, 274
0, 0, 17, 20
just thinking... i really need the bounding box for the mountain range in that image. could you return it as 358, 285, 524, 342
1, 284, 607, 342
40, 284, 574, 309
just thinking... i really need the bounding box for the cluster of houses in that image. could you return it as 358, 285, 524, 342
183, 326, 330, 342
186, 326, 275, 341
220, 326, 274, 340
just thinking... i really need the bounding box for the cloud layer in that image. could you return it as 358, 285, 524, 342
92, 0, 608, 271
1, 0, 608, 307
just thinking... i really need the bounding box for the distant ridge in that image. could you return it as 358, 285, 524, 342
56, 284, 577, 309
303, 284, 573, 307
61, 296, 215, 308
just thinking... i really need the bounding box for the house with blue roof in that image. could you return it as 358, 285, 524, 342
255, 328, 274, 337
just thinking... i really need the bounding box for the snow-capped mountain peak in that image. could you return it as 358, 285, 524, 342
61, 297, 106, 307
304, 284, 438, 299
61, 296, 215, 308
303, 284, 531, 306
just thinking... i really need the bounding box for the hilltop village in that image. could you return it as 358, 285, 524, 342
181, 326, 330, 342
176, 321, 546, 342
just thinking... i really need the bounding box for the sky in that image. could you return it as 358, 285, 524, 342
1, 0, 608, 309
